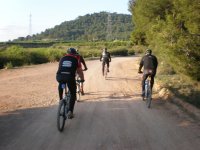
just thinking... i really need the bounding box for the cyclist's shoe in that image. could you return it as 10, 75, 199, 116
67, 111, 74, 119
81, 91, 85, 95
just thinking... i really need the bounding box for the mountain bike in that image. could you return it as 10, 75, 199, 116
76, 76, 81, 102
57, 83, 71, 132
144, 75, 152, 108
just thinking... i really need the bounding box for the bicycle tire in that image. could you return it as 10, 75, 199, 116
76, 83, 81, 101
146, 84, 152, 108
57, 100, 66, 132
104, 65, 107, 79
105, 70, 107, 79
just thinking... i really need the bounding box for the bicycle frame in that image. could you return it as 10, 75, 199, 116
62, 84, 70, 106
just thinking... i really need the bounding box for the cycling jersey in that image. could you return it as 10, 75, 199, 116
100, 52, 111, 62
56, 54, 78, 82
139, 54, 158, 95
139, 54, 158, 73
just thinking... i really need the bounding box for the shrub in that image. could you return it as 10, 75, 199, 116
110, 48, 128, 56
4, 62, 13, 69
128, 49, 135, 55
46, 48, 64, 62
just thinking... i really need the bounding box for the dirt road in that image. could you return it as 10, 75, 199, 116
0, 56, 199, 150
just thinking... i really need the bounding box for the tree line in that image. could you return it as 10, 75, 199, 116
129, 0, 200, 81
15, 12, 133, 42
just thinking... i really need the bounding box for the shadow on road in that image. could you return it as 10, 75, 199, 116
0, 106, 56, 149
104, 76, 140, 81
83, 91, 140, 100
0, 97, 198, 150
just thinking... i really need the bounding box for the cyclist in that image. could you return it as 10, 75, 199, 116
76, 49, 88, 95
100, 48, 111, 76
56, 48, 80, 119
138, 49, 158, 97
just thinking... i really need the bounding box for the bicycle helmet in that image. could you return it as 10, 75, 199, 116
76, 49, 79, 54
145, 49, 152, 55
67, 47, 77, 54
103, 47, 107, 52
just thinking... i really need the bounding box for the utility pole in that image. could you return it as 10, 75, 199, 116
29, 13, 32, 36
106, 12, 112, 41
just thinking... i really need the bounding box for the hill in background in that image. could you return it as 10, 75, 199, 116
15, 12, 133, 42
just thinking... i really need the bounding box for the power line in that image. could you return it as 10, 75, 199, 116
29, 13, 32, 36
106, 12, 112, 41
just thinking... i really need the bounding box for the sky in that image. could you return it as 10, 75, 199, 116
0, 0, 131, 42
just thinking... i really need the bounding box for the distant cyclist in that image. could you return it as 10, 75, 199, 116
100, 48, 111, 75
56, 48, 80, 119
138, 49, 158, 97
76, 49, 88, 95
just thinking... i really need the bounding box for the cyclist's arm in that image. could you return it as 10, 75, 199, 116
100, 54, 102, 61
153, 56, 158, 74
154, 56, 158, 69
80, 56, 87, 70
138, 57, 144, 72
108, 52, 111, 62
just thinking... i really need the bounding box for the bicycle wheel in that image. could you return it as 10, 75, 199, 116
76, 83, 81, 101
104, 65, 107, 79
57, 100, 66, 132
143, 82, 148, 101
146, 85, 152, 108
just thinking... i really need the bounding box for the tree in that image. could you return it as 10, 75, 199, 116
129, 0, 200, 80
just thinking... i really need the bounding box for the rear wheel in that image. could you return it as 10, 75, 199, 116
104, 66, 107, 79
76, 84, 81, 102
57, 100, 66, 132
146, 87, 152, 108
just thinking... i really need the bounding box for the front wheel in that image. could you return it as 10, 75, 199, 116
57, 100, 66, 132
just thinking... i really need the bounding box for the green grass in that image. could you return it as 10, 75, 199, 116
0, 42, 137, 69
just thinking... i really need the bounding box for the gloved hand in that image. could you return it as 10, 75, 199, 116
83, 68, 88, 71
138, 70, 143, 74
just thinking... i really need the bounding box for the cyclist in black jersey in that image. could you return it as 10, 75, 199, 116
100, 48, 111, 75
56, 48, 80, 118
138, 49, 158, 97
